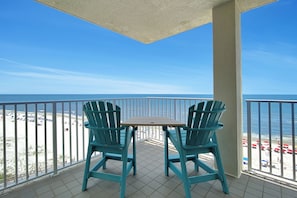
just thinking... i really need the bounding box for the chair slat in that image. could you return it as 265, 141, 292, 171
84, 101, 123, 145
186, 101, 226, 146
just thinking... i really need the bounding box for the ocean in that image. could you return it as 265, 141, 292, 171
1, 94, 297, 102
0, 94, 213, 102
1, 94, 297, 137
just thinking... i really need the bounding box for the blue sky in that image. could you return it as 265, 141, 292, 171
0, 0, 296, 94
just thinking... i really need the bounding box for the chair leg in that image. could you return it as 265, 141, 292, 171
82, 147, 92, 191
102, 152, 107, 169
164, 130, 169, 176
132, 129, 136, 175
120, 152, 128, 198
194, 154, 199, 172
180, 154, 192, 198
213, 146, 229, 194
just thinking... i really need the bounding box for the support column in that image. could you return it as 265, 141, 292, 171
213, 0, 242, 178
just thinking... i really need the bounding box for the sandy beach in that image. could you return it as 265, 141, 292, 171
242, 135, 297, 180
0, 111, 88, 176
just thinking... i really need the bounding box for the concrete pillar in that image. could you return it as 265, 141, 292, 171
213, 0, 242, 178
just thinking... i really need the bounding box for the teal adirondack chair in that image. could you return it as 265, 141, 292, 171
82, 101, 136, 198
165, 100, 229, 198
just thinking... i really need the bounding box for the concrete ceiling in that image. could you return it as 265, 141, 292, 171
36, 0, 275, 44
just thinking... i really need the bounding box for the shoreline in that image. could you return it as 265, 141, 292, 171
243, 132, 296, 145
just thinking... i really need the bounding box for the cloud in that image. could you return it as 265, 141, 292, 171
243, 42, 297, 68
0, 58, 193, 94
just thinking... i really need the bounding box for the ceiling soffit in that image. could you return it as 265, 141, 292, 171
36, 0, 276, 43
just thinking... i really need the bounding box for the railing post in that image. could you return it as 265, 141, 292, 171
76, 102, 79, 162
174, 99, 177, 121
279, 103, 284, 177
3, 105, 7, 188
82, 101, 86, 160
148, 98, 151, 117
52, 102, 58, 175
14, 104, 18, 183
25, 104, 29, 180
247, 101, 252, 171
292, 103, 296, 180
35, 104, 38, 176
258, 102, 262, 171
268, 102, 272, 174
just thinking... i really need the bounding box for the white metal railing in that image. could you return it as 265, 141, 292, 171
0, 97, 205, 190
245, 99, 297, 182
1, 97, 297, 191
0, 100, 88, 189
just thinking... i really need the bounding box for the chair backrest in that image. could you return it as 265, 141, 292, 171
185, 100, 225, 146
83, 101, 122, 146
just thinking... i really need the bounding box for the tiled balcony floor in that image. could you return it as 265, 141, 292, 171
1, 140, 297, 198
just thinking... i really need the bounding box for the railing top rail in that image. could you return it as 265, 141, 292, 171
0, 100, 87, 105
0, 97, 211, 105
146, 97, 212, 100
245, 99, 297, 103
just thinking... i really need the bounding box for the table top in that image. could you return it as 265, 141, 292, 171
122, 116, 185, 127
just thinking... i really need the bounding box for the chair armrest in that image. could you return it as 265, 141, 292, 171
86, 125, 126, 131
124, 127, 134, 145
181, 123, 224, 132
